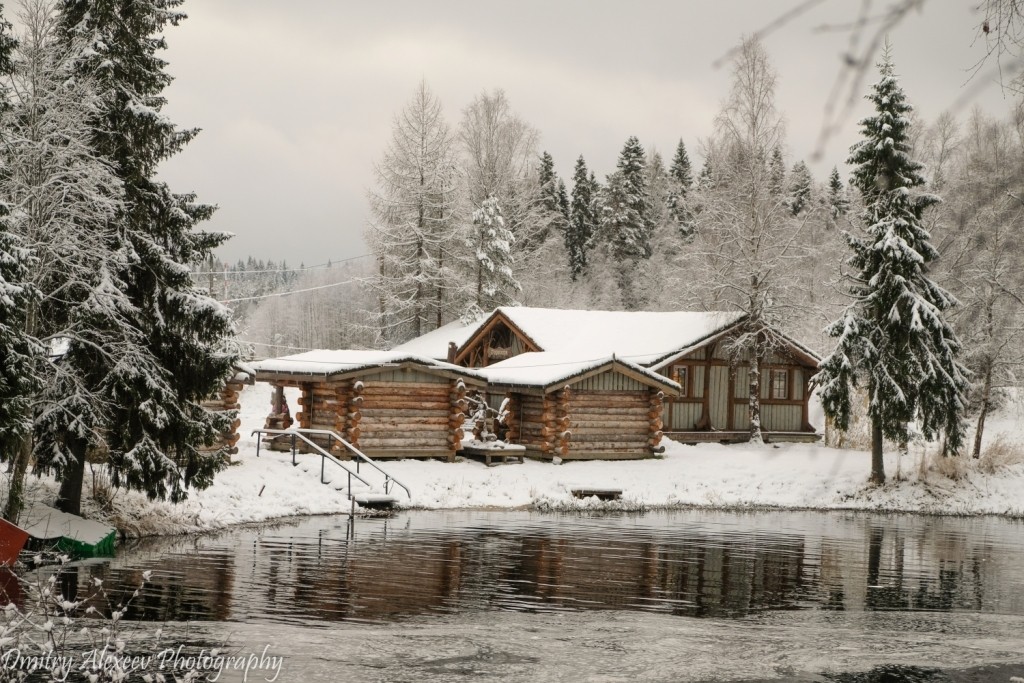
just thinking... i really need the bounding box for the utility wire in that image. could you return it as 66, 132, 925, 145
193, 253, 372, 276
220, 278, 359, 304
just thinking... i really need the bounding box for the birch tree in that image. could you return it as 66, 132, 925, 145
940, 110, 1024, 458
459, 90, 549, 253
0, 0, 134, 520
683, 36, 803, 444
50, 0, 238, 512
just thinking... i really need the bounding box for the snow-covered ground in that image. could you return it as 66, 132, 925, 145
9, 382, 1024, 538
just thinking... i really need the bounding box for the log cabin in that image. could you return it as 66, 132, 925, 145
395, 307, 821, 445
200, 365, 255, 458
253, 351, 486, 461
479, 352, 680, 460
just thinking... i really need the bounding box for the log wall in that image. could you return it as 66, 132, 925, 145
512, 369, 663, 460
345, 370, 461, 460
200, 376, 247, 457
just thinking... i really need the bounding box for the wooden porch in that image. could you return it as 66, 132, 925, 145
665, 430, 822, 445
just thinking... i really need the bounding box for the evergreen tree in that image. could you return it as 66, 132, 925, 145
464, 195, 519, 321
48, 0, 238, 511
669, 139, 694, 194
600, 136, 652, 308
826, 166, 849, 226
788, 160, 813, 216
566, 156, 596, 280
537, 150, 568, 236
556, 178, 569, 224
815, 47, 969, 484
0, 230, 39, 490
538, 151, 557, 212
768, 148, 786, 196
697, 157, 714, 188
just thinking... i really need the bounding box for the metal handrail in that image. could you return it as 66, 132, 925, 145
251, 427, 412, 499
252, 429, 373, 501
289, 428, 412, 500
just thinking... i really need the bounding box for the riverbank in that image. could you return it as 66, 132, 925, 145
8, 382, 1024, 538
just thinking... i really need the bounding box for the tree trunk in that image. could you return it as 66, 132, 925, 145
972, 355, 994, 460
748, 351, 763, 444
3, 434, 33, 523
56, 438, 88, 516
870, 419, 886, 485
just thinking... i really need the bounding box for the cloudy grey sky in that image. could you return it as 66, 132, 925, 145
155, 1, 1012, 267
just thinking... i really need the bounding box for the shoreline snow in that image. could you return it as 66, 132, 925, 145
8, 382, 1024, 539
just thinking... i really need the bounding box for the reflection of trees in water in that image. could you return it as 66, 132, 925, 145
68, 515, 1024, 624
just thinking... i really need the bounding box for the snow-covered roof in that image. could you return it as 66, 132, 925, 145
480, 351, 681, 394
389, 319, 478, 360
471, 307, 747, 367
253, 350, 485, 382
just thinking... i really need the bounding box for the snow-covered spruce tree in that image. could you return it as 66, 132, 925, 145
600, 136, 652, 309
815, 48, 969, 484
0, 231, 40, 520
667, 139, 695, 238
788, 160, 813, 216
537, 150, 569, 243
826, 166, 849, 227
768, 147, 786, 197
464, 195, 519, 322
366, 80, 461, 344
565, 155, 597, 280
47, 0, 238, 512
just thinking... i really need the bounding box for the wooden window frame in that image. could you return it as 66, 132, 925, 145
675, 365, 688, 398
771, 369, 788, 400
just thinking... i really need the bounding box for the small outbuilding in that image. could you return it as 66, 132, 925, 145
253, 351, 485, 461
395, 306, 821, 444
480, 352, 681, 460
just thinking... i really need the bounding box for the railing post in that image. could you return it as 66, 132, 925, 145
291, 434, 297, 466
321, 455, 326, 484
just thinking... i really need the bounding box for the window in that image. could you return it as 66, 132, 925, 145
674, 366, 688, 397
771, 369, 788, 400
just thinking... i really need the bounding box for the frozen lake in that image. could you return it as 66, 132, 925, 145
50, 510, 1024, 681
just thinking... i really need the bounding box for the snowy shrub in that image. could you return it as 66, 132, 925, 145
930, 451, 970, 481
0, 558, 213, 682
978, 434, 1024, 474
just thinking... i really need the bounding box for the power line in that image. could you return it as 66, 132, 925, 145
193, 253, 372, 276
220, 277, 360, 304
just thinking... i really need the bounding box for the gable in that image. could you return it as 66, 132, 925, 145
454, 311, 540, 367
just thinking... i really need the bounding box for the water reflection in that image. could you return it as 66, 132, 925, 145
49, 511, 1024, 626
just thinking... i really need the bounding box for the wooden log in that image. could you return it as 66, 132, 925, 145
359, 400, 452, 410
361, 387, 450, 397
359, 408, 449, 418
360, 381, 449, 390
569, 434, 647, 445
571, 441, 647, 451
569, 418, 647, 429
360, 437, 450, 448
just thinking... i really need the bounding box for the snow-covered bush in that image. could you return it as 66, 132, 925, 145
0, 559, 211, 682
977, 434, 1024, 474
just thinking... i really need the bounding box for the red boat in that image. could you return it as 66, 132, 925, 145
0, 518, 29, 567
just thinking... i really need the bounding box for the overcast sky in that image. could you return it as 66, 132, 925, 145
154, 1, 1013, 267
